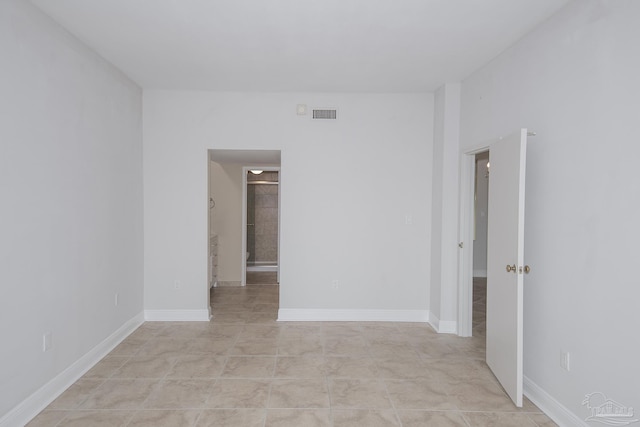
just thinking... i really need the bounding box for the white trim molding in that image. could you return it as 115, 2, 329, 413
278, 309, 429, 323
144, 309, 211, 321
0, 312, 144, 427
524, 376, 587, 427
428, 311, 458, 334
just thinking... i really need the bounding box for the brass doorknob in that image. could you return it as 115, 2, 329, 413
524, 265, 531, 274
506, 264, 516, 273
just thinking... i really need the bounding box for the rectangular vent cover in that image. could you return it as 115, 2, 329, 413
312, 109, 337, 120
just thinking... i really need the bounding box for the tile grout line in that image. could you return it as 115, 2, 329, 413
263, 342, 277, 427
380, 376, 403, 427
324, 373, 335, 427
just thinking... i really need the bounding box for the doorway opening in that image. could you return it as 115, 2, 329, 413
207, 149, 281, 317
243, 167, 280, 285
472, 152, 489, 338
458, 146, 490, 337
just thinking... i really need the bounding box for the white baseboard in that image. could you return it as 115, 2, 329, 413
0, 312, 144, 427
428, 311, 458, 334
144, 309, 211, 321
277, 309, 429, 323
473, 269, 487, 278
524, 376, 587, 427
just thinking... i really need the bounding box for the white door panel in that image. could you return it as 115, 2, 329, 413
486, 129, 528, 407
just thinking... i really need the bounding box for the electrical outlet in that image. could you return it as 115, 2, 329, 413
331, 279, 339, 289
42, 332, 52, 352
173, 280, 181, 290
405, 214, 413, 225
114, 293, 119, 306
561, 351, 571, 371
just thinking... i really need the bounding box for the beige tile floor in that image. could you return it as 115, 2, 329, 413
28, 279, 557, 426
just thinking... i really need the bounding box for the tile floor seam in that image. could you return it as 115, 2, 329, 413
265, 370, 275, 424
67, 377, 109, 411
324, 373, 335, 427
216, 355, 232, 383
380, 376, 403, 427
137, 378, 165, 411
50, 413, 66, 427
122, 408, 134, 427
122, 409, 138, 427
458, 409, 474, 427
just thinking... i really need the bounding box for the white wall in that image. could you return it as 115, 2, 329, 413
209, 162, 243, 282
459, 0, 639, 422
430, 84, 461, 331
430, 90, 445, 320
144, 92, 433, 318
0, 0, 143, 420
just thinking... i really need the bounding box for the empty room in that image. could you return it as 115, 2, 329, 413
1, 1, 638, 426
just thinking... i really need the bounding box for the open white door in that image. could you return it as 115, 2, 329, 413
486, 129, 528, 407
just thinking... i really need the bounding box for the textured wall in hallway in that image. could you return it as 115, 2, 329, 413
247, 171, 279, 264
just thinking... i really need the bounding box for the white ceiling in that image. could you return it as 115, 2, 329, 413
30, 0, 569, 92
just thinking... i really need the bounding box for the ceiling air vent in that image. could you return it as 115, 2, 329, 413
312, 109, 337, 120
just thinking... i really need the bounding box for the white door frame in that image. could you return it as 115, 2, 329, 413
241, 166, 281, 286
457, 143, 490, 337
